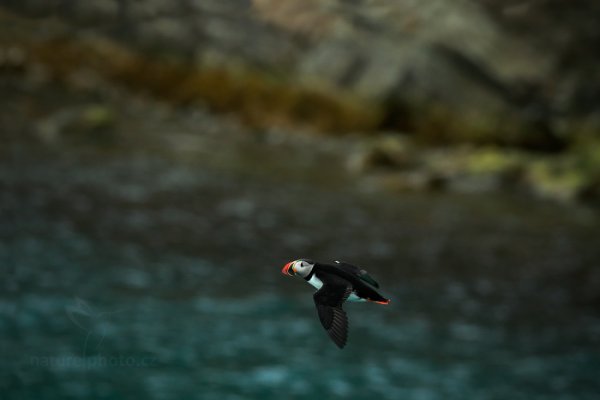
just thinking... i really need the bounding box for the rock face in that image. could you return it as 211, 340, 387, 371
252, 0, 593, 148
1, 0, 599, 148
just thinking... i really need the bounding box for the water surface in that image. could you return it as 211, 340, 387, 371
2, 145, 600, 399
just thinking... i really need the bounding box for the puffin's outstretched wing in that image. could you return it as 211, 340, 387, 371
313, 274, 352, 349
334, 261, 380, 288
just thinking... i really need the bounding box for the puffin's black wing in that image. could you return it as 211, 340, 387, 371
334, 261, 380, 288
313, 273, 352, 349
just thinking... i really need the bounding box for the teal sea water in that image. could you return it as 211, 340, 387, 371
2, 151, 600, 399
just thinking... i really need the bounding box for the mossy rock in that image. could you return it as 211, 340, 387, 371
463, 147, 524, 175
77, 105, 116, 131
525, 159, 589, 202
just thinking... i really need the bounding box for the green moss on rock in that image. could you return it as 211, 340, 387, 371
525, 159, 589, 202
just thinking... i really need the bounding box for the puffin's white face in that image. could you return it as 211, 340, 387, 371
281, 259, 315, 278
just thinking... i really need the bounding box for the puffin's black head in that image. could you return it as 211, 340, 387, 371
281, 259, 315, 278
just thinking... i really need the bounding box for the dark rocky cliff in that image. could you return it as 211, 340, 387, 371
1, 0, 599, 203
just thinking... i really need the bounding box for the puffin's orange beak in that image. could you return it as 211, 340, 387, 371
282, 262, 294, 276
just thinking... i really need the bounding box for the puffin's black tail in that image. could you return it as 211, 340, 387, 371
358, 285, 390, 304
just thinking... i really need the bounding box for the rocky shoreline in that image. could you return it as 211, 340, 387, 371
1, 2, 599, 205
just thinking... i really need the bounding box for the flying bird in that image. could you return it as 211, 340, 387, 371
281, 259, 390, 348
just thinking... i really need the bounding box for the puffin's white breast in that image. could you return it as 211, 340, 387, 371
306, 275, 365, 302
307, 274, 323, 290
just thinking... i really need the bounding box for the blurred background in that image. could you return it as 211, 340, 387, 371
2, 1, 600, 399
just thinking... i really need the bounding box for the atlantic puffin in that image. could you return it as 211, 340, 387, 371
281, 259, 390, 348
